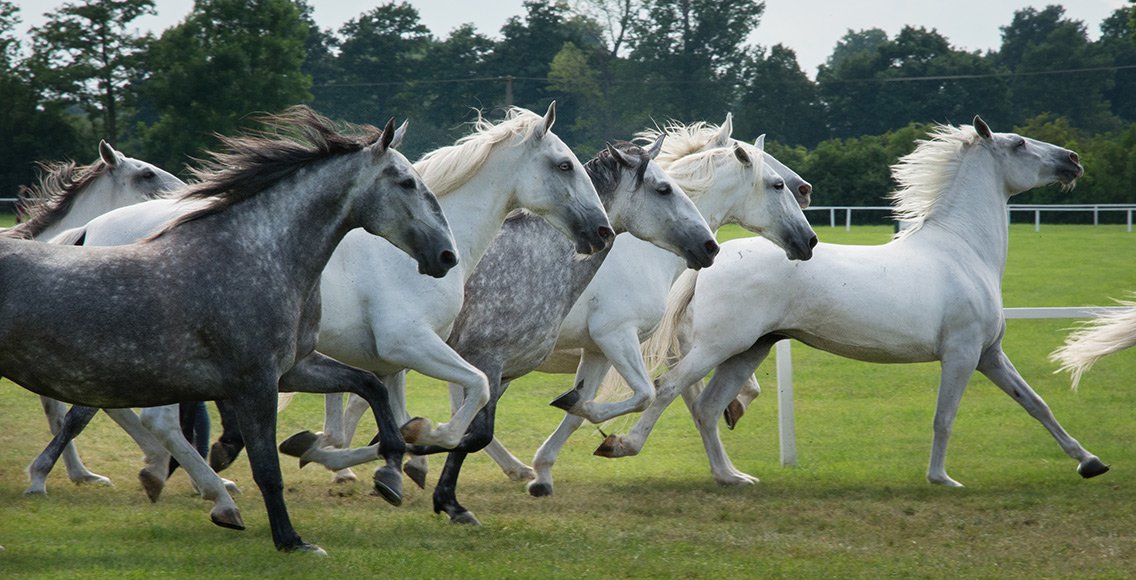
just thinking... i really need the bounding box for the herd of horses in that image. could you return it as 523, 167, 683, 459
1, 102, 1129, 555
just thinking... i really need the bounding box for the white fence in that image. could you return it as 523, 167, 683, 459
808, 204, 1136, 232
774, 306, 1130, 467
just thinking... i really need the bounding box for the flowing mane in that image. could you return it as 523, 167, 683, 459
5, 160, 113, 240
414, 108, 547, 196
888, 124, 980, 238
152, 106, 381, 237
657, 140, 765, 201
635, 119, 725, 165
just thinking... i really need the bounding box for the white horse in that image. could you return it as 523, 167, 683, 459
6, 141, 185, 494
1050, 297, 1136, 388
323, 116, 818, 490
595, 117, 1107, 488
27, 104, 612, 502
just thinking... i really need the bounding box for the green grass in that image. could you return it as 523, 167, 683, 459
1, 225, 1135, 578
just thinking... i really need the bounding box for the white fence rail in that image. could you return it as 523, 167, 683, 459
807, 204, 1136, 233
774, 306, 1129, 467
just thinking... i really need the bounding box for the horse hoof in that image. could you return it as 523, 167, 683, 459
1078, 457, 1110, 479
23, 487, 46, 496
594, 434, 635, 458
284, 542, 328, 556
400, 417, 431, 444
549, 387, 580, 412
403, 462, 428, 489
724, 400, 745, 430
372, 467, 403, 506
209, 441, 238, 472
74, 473, 113, 487
528, 482, 553, 497
332, 469, 358, 484
210, 506, 246, 531
138, 469, 166, 503
450, 510, 481, 525
507, 467, 536, 482
278, 431, 320, 458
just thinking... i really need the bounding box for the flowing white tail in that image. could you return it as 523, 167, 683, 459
1050, 297, 1136, 389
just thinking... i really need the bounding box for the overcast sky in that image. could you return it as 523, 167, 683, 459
10, 0, 1129, 77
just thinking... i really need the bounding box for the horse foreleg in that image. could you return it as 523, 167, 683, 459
320, 393, 357, 484
280, 352, 404, 506
36, 396, 110, 488
928, 352, 981, 487
25, 405, 101, 495
138, 405, 243, 530
456, 380, 533, 483
209, 400, 245, 473
977, 345, 1108, 479
529, 351, 610, 496
226, 383, 320, 554
558, 328, 657, 423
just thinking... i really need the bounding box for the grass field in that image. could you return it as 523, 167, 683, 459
1, 224, 1134, 578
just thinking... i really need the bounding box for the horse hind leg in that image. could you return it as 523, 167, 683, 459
530, 352, 610, 496
26, 405, 101, 495
322, 392, 358, 484
977, 346, 1108, 479
36, 396, 111, 488
138, 406, 244, 530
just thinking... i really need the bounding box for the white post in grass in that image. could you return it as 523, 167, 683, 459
776, 339, 797, 467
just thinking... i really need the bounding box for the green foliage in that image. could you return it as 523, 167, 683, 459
135, 0, 311, 174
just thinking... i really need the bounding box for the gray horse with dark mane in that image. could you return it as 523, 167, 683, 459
0, 107, 457, 554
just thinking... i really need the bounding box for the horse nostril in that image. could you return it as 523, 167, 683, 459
1069, 152, 1079, 164
598, 226, 614, 240
704, 239, 720, 256
440, 250, 458, 267
808, 235, 818, 249
799, 184, 812, 196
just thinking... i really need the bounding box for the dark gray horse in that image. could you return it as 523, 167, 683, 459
0, 107, 457, 554
282, 137, 724, 524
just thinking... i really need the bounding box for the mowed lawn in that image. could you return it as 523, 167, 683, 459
0, 224, 1134, 578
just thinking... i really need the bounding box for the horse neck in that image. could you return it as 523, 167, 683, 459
177, 157, 358, 290
905, 150, 1011, 274
33, 178, 125, 240
684, 185, 734, 232
433, 149, 533, 281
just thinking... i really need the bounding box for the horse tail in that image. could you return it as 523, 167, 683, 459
47, 226, 87, 246
1049, 298, 1136, 390
596, 268, 700, 403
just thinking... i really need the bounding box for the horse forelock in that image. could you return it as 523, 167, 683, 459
586, 141, 649, 200
415, 107, 546, 197
661, 140, 765, 201
150, 106, 380, 239
5, 159, 110, 239
889, 124, 979, 238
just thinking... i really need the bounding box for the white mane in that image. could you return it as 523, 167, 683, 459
888, 124, 980, 237
415, 108, 546, 196
635, 119, 762, 200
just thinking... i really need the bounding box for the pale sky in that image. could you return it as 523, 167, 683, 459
9, 0, 1129, 77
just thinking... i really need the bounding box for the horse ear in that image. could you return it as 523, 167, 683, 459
99, 140, 120, 167
646, 132, 665, 160
733, 143, 752, 166
376, 117, 396, 156
606, 143, 636, 167
713, 113, 733, 148
390, 120, 409, 150
542, 101, 557, 136
974, 115, 993, 140
753, 134, 766, 151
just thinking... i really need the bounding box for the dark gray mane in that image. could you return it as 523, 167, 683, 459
5, 160, 110, 240
154, 106, 382, 236
585, 141, 648, 200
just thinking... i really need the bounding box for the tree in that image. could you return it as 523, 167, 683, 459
135, 0, 311, 173
735, 44, 826, 147
1097, 7, 1136, 122
627, 0, 763, 122
28, 0, 155, 145
824, 28, 888, 70
0, 1, 83, 197
996, 5, 1116, 131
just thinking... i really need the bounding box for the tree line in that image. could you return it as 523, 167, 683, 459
2, 0, 1134, 215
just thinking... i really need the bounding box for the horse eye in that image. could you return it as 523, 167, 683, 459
774, 180, 785, 190
1014, 139, 1027, 150
558, 161, 572, 172
399, 178, 416, 189
656, 184, 672, 195
140, 169, 155, 179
